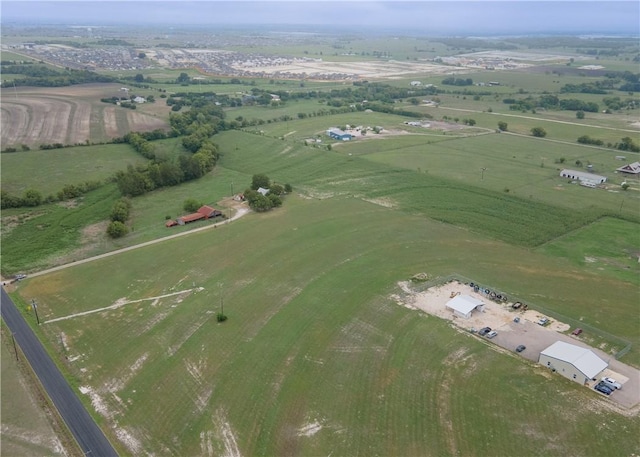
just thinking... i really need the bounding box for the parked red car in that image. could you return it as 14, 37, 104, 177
571, 328, 583, 336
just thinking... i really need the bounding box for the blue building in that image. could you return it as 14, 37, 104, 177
326, 128, 353, 141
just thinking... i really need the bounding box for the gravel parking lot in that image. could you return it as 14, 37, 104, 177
396, 280, 640, 410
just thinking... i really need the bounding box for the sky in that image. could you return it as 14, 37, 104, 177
2, 1, 639, 35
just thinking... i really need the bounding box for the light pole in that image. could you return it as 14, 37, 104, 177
481, 167, 487, 181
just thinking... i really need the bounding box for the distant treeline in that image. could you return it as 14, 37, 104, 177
504, 95, 599, 113
0, 64, 116, 87
561, 72, 640, 94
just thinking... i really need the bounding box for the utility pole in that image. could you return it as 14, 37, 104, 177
481, 167, 487, 180
32, 299, 40, 325
12, 333, 18, 361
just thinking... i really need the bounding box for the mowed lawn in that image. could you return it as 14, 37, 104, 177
16, 195, 640, 456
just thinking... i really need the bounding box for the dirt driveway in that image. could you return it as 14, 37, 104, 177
396, 280, 640, 411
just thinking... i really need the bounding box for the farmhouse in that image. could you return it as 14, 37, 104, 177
257, 187, 270, 196
445, 294, 485, 319
133, 96, 146, 104
616, 161, 640, 175
327, 128, 353, 141
560, 169, 607, 184
539, 341, 608, 385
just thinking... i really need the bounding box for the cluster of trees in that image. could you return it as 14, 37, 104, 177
115, 103, 224, 197
0, 65, 116, 88
616, 136, 640, 152
0, 180, 103, 209
577, 135, 640, 151
242, 174, 291, 212
577, 135, 604, 146
504, 96, 598, 113
441, 77, 474, 86
107, 198, 132, 238
560, 82, 612, 94
603, 96, 638, 111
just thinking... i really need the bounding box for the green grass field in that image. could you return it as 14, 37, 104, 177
0, 144, 147, 196
2, 34, 639, 457
14, 194, 640, 456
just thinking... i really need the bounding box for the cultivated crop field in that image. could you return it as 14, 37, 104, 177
0, 84, 169, 148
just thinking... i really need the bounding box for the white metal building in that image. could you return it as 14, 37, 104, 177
560, 169, 607, 184
539, 341, 608, 385
445, 294, 485, 319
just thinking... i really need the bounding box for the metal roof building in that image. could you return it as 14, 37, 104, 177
445, 294, 485, 319
539, 341, 608, 385
560, 169, 607, 184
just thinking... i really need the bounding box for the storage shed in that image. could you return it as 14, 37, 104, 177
445, 294, 485, 319
539, 341, 608, 385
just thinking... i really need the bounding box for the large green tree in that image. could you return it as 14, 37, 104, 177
251, 174, 271, 190
531, 126, 547, 138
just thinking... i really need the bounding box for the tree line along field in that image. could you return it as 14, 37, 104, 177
2, 36, 639, 456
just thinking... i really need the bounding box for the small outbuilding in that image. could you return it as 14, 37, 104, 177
445, 294, 485, 319
539, 341, 608, 385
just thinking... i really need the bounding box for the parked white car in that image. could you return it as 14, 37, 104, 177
486, 330, 498, 339
601, 377, 622, 390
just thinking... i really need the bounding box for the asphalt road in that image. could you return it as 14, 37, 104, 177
1, 287, 118, 457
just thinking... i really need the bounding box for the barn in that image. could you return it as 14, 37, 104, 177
175, 205, 222, 226
445, 294, 485, 319
539, 341, 608, 385
560, 169, 607, 184
326, 128, 353, 141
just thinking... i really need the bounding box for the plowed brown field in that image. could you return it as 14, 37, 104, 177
1, 83, 169, 147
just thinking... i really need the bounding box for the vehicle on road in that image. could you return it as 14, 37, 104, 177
571, 328, 583, 336
594, 382, 613, 395
486, 330, 498, 339
478, 327, 491, 336
15, 274, 27, 280
601, 377, 622, 390
515, 345, 526, 353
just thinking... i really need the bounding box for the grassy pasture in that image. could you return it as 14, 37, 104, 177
537, 216, 640, 284
15, 195, 640, 456
0, 143, 146, 195
1, 185, 120, 275
214, 130, 631, 244
352, 131, 640, 211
